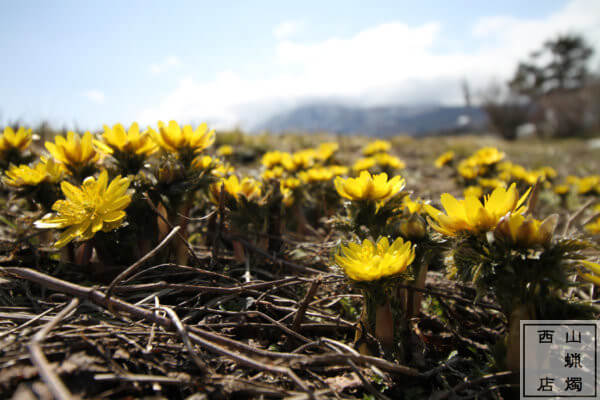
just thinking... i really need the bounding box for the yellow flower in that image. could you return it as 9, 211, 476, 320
576, 176, 600, 195
375, 153, 405, 169
262, 166, 285, 180
507, 164, 539, 185
335, 236, 415, 281
463, 186, 483, 199
315, 142, 339, 161
96, 122, 157, 157
457, 158, 486, 179
0, 126, 32, 153
261, 151, 289, 168
209, 175, 262, 204
334, 171, 405, 202
191, 155, 215, 170
352, 157, 377, 172
363, 140, 391, 156
578, 260, 600, 286
425, 183, 531, 236
34, 170, 131, 248
298, 167, 334, 183
494, 213, 557, 248
45, 131, 101, 171
282, 150, 316, 172
478, 178, 507, 189
150, 120, 215, 154
471, 147, 505, 165
3, 158, 65, 187
281, 177, 301, 190
435, 151, 454, 168
328, 165, 349, 176
217, 145, 233, 157
401, 196, 424, 214
280, 186, 295, 207
535, 166, 557, 180
554, 185, 570, 195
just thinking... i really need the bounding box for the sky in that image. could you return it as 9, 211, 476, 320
1, 0, 599, 131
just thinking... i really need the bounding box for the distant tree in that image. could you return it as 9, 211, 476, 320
510, 34, 593, 97
508, 34, 595, 137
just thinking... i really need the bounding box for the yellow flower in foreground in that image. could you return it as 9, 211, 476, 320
425, 183, 531, 236
209, 175, 262, 204
34, 170, 132, 248
335, 171, 405, 202
435, 151, 454, 168
336, 236, 415, 281
3, 158, 65, 187
363, 140, 391, 156
0, 126, 32, 153
45, 131, 101, 170
150, 120, 215, 154
96, 122, 157, 157
494, 212, 557, 248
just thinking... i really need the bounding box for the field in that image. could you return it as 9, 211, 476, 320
1, 126, 600, 399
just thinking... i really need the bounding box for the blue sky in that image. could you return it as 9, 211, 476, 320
1, 0, 599, 130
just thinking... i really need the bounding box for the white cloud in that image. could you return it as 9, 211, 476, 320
138, 0, 600, 129
83, 90, 105, 104
273, 20, 303, 40
149, 56, 181, 75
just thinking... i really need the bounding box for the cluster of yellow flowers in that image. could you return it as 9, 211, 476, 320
1, 120, 222, 249
565, 175, 600, 195
352, 139, 405, 173
435, 146, 561, 199
4, 123, 600, 370
456, 147, 505, 180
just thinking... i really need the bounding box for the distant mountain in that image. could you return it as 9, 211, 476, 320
253, 103, 487, 136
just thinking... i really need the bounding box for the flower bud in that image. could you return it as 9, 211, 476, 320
399, 213, 427, 240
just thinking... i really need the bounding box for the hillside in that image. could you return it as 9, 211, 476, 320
255, 102, 488, 135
